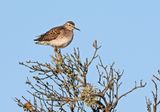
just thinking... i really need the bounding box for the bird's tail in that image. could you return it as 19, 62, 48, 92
34, 37, 42, 44
35, 41, 39, 44
34, 41, 49, 46
34, 38, 38, 41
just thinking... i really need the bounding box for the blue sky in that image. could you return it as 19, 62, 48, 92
0, 0, 160, 111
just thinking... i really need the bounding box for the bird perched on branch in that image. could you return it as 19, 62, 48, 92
34, 21, 80, 51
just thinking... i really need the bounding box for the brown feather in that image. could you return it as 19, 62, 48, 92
34, 26, 65, 41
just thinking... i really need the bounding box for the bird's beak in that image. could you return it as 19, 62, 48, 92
74, 27, 80, 31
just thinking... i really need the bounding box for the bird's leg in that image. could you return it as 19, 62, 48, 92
54, 47, 61, 57
54, 47, 61, 58
53, 47, 62, 63
57, 49, 61, 55
54, 47, 58, 53
57, 49, 62, 61
53, 48, 63, 74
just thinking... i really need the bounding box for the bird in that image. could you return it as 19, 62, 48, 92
34, 21, 80, 51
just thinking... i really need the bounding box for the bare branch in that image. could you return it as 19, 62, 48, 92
146, 71, 160, 112
16, 41, 147, 112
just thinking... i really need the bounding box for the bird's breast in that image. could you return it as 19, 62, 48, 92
49, 34, 73, 48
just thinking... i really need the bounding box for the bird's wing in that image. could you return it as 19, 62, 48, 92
34, 26, 64, 41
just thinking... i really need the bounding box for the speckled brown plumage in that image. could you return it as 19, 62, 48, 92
34, 21, 80, 48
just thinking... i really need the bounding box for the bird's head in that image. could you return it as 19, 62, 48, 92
64, 21, 80, 31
